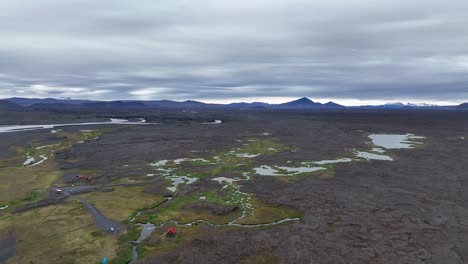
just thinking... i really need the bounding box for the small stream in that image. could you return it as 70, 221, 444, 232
129, 215, 300, 263
157, 217, 301, 228
122, 133, 424, 262
130, 223, 156, 264
129, 212, 142, 223
129, 201, 300, 263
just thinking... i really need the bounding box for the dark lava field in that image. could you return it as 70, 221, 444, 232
0, 108, 467, 264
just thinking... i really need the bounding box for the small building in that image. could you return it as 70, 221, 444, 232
166, 226, 176, 237
76, 175, 93, 182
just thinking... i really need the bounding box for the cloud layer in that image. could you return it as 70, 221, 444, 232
1, 0, 467, 104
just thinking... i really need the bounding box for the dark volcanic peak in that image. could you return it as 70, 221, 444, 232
295, 97, 314, 103
324, 101, 346, 108
278, 97, 344, 109
282, 97, 316, 105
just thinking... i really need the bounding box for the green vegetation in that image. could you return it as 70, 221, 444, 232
189, 159, 212, 166
7, 190, 48, 207
208, 139, 291, 175
24, 149, 35, 157
204, 189, 236, 205
0, 200, 119, 263
138, 138, 304, 229
110, 176, 148, 185
81, 130, 104, 141
140, 189, 242, 225
0, 165, 61, 204
169, 189, 232, 209
186, 171, 210, 178
0, 129, 131, 263
23, 190, 45, 202
0, 135, 306, 263
0, 129, 108, 205
149, 138, 292, 179
236, 198, 302, 225
138, 224, 209, 259
79, 186, 166, 222
236, 139, 290, 155
109, 224, 141, 264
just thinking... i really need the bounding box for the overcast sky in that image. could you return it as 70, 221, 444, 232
0, 0, 467, 105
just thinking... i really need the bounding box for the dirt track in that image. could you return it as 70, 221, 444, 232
74, 197, 125, 232
0, 233, 15, 264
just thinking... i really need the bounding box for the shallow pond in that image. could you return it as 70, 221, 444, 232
354, 133, 425, 160
173, 158, 210, 164
202, 120, 222, 124
371, 147, 386, 153
23, 156, 35, 166
311, 158, 353, 165
355, 151, 393, 161
212, 177, 239, 185
149, 160, 169, 167
254, 165, 325, 176
166, 176, 198, 192
29, 155, 48, 166
369, 134, 425, 149
233, 153, 259, 158
23, 155, 49, 166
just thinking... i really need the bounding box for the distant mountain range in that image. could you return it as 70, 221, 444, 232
357, 102, 445, 109
2, 97, 346, 109
1, 97, 466, 110
0, 100, 21, 110
458, 103, 468, 109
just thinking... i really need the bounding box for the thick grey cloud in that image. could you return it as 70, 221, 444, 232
0, 0, 467, 104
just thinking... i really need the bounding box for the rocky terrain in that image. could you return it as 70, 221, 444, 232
0, 109, 467, 263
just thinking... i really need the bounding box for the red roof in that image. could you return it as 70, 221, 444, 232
166, 226, 176, 235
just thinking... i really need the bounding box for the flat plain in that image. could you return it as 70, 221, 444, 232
1, 109, 467, 264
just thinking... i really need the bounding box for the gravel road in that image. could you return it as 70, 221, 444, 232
74, 197, 125, 232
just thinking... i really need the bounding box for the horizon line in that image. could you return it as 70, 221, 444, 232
1, 96, 465, 107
